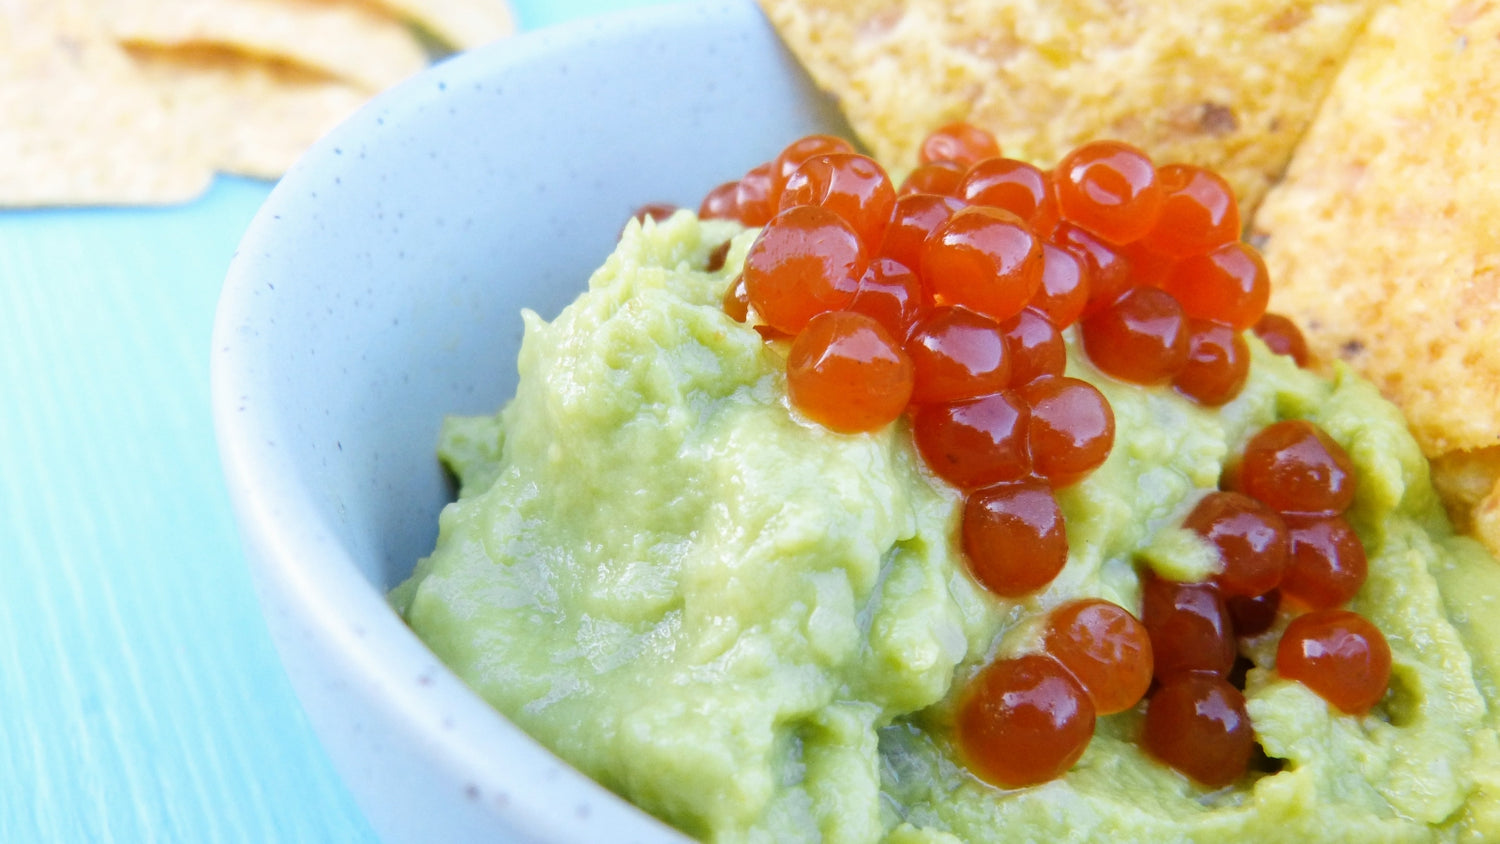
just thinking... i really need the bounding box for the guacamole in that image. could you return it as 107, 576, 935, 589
392, 213, 1500, 843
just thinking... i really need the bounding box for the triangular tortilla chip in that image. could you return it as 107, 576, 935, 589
1252, 0, 1500, 558
90, 0, 429, 92
759, 0, 1378, 212
0, 0, 212, 206
124, 44, 370, 180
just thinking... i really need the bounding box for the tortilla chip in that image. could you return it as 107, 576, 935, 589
366, 0, 514, 51
758, 0, 1378, 212
125, 44, 369, 180
1252, 0, 1500, 558
0, 0, 213, 206
92, 0, 429, 93
1433, 449, 1500, 554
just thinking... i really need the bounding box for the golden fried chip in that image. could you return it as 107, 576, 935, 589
91, 0, 429, 93
366, 0, 514, 51
0, 0, 212, 206
124, 44, 369, 180
1252, 0, 1500, 558
1433, 450, 1500, 557
759, 0, 1378, 211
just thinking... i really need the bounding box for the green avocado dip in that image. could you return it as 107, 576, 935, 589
392, 212, 1500, 843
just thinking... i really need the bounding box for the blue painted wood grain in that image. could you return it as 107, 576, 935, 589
0, 1, 684, 840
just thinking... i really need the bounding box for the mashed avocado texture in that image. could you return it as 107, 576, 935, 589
393, 213, 1500, 843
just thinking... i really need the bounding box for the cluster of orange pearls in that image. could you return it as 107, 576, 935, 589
703, 128, 1126, 602
629, 123, 1387, 791
1137, 419, 1390, 787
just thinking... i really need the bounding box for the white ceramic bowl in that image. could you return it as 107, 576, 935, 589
211, 2, 850, 841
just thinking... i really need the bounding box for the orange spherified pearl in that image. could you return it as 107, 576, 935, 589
955, 654, 1096, 789
770, 134, 856, 197
1019, 375, 1115, 488
1162, 242, 1270, 330
781, 153, 897, 249
699, 180, 741, 221
1079, 286, 1190, 385
734, 162, 778, 227
920, 206, 1043, 322
744, 205, 865, 334
1237, 420, 1357, 517
880, 193, 966, 272
962, 478, 1068, 596
1050, 223, 1132, 319
1141, 574, 1236, 682
911, 391, 1031, 489
1028, 243, 1091, 329
846, 258, 927, 341
1281, 515, 1368, 610
1138, 164, 1241, 258
961, 157, 1054, 228
786, 311, 913, 433
1173, 320, 1250, 406
1054, 140, 1163, 245
1143, 675, 1254, 788
906, 306, 1012, 404
1043, 599, 1154, 715
705, 240, 732, 273
1183, 491, 1289, 598
919, 122, 1001, 167
1276, 609, 1391, 715
899, 160, 967, 197
1001, 308, 1066, 386
1252, 313, 1311, 368
722, 274, 750, 322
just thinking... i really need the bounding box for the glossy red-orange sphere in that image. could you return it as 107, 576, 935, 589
1280, 515, 1368, 609
1140, 574, 1236, 682
1252, 313, 1311, 367
1138, 164, 1240, 258
1079, 286, 1190, 385
919, 122, 1001, 167
1183, 491, 1290, 598
1173, 320, 1250, 406
1054, 140, 1163, 245
912, 392, 1031, 489
956, 654, 1096, 788
781, 153, 897, 249
1237, 420, 1357, 517
786, 310, 913, 433
1043, 599, 1154, 715
1143, 674, 1254, 787
1020, 375, 1114, 488
1162, 242, 1270, 330
1276, 609, 1390, 715
962, 479, 1068, 596
743, 205, 865, 334
906, 307, 1012, 404
920, 206, 1043, 322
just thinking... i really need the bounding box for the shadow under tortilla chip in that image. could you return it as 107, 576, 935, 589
367, 0, 515, 51
1252, 0, 1500, 559
759, 0, 1378, 212
0, 0, 213, 206
94, 0, 429, 93
125, 44, 370, 180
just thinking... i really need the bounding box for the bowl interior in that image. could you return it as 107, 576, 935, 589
221, 0, 851, 591
214, 1, 851, 841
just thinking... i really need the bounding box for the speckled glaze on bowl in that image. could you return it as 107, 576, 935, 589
211, 2, 850, 842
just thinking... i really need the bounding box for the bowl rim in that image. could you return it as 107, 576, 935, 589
208, 2, 794, 840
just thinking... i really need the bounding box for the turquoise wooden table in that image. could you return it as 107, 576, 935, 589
0, 1, 677, 839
